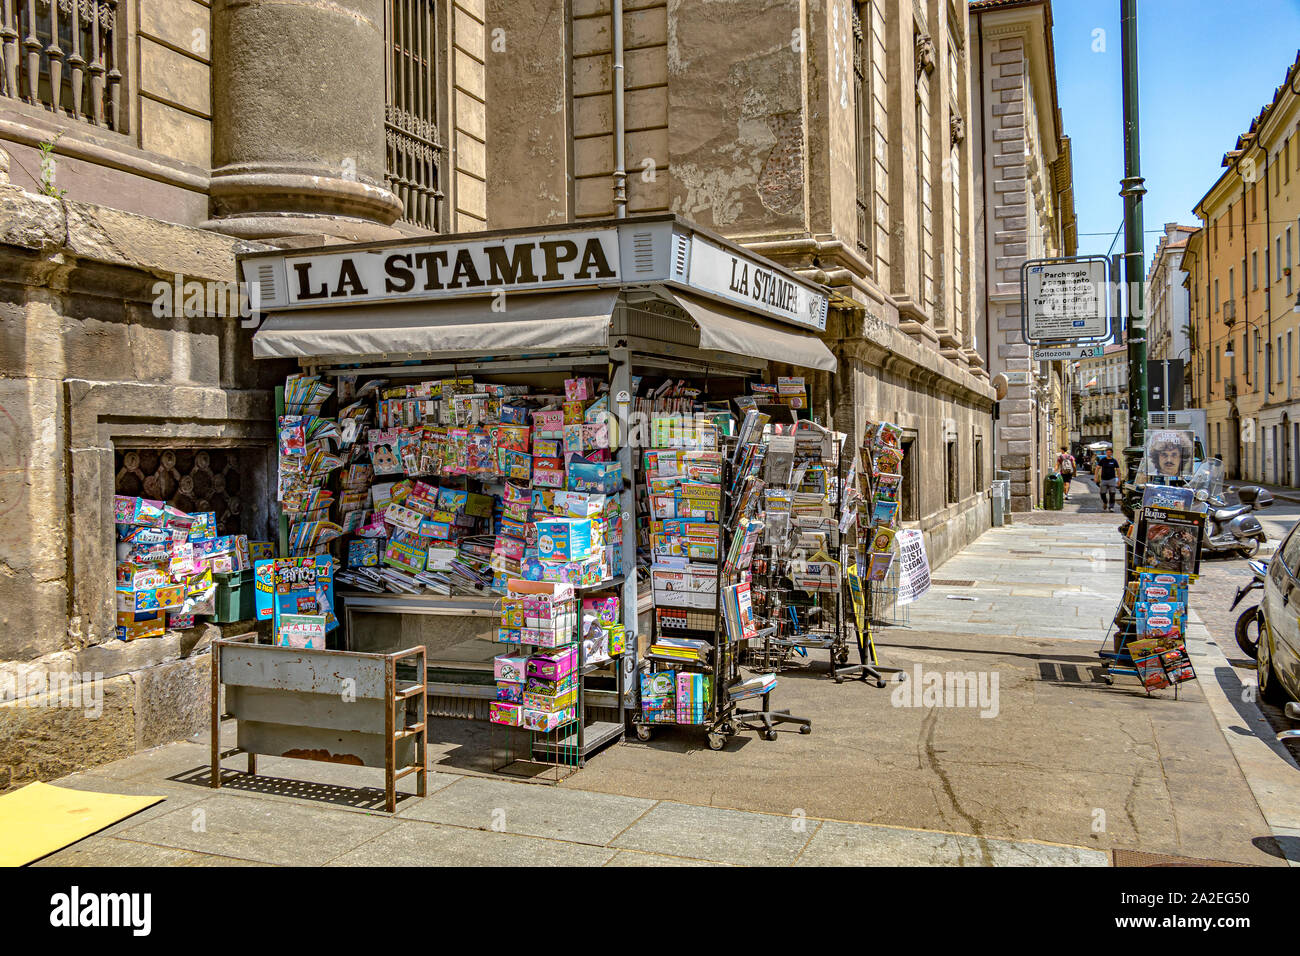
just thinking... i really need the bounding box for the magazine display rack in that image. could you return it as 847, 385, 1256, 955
490, 578, 627, 781
635, 417, 812, 749
1099, 482, 1202, 697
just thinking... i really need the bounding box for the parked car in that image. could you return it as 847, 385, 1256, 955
1258, 521, 1300, 704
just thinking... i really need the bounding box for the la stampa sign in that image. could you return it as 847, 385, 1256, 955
284, 230, 621, 306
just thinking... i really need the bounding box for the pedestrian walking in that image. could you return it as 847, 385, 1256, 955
1093, 449, 1123, 511
1057, 447, 1076, 500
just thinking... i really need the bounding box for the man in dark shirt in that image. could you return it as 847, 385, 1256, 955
1093, 451, 1122, 511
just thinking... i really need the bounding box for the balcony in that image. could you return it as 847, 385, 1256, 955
0, 0, 123, 131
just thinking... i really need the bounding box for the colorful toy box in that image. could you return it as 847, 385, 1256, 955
490, 702, 522, 726
527, 645, 578, 682
493, 654, 528, 683
496, 681, 524, 704
523, 687, 578, 712
566, 458, 621, 494
116, 583, 186, 614
534, 518, 595, 563
532, 409, 565, 438
520, 706, 575, 732
115, 611, 165, 642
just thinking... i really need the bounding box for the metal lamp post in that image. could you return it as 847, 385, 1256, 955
1120, 0, 1148, 475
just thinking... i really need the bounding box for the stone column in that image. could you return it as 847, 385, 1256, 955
205, 0, 404, 241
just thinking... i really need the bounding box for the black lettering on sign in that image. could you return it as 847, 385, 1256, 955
293, 262, 330, 300
486, 243, 539, 285
414, 250, 449, 290
448, 248, 486, 289
385, 253, 416, 293
729, 258, 749, 296
574, 237, 616, 279
539, 240, 579, 281
333, 259, 368, 297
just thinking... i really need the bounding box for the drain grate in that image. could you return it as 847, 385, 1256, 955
932, 579, 976, 587
1037, 662, 1106, 684
1112, 849, 1255, 867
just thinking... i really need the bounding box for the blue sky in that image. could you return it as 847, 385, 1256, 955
1051, 0, 1300, 267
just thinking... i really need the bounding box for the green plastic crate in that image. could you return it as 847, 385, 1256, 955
212, 569, 255, 623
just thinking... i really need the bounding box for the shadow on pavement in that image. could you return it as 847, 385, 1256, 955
165, 765, 408, 811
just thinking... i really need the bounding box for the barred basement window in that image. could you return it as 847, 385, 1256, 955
1, 0, 123, 130
852, 4, 871, 256
384, 0, 445, 231
115, 448, 243, 535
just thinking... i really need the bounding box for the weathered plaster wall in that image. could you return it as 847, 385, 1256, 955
0, 177, 283, 789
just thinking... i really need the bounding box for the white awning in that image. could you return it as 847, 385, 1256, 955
252, 290, 620, 362
666, 291, 837, 373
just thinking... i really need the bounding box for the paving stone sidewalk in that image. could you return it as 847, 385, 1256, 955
37, 736, 1106, 866
31, 510, 1300, 867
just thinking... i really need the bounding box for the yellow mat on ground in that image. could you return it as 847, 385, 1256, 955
0, 782, 164, 866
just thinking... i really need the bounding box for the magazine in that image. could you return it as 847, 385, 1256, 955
1138, 506, 1204, 575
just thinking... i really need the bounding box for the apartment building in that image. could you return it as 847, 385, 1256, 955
1074, 343, 1129, 449
1184, 52, 1300, 483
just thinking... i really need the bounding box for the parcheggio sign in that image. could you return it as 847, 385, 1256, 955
1022, 256, 1111, 344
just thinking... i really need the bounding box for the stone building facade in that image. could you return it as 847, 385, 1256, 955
488, 0, 995, 560
970, 0, 1077, 511
0, 0, 997, 787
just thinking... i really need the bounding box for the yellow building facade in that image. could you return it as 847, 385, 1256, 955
1185, 52, 1300, 484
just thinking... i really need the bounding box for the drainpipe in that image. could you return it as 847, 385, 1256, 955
612, 0, 627, 218
976, 13, 996, 480
1264, 146, 1272, 400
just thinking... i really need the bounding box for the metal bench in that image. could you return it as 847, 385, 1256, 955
211, 634, 427, 812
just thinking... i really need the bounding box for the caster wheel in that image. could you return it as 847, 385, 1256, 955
635, 725, 652, 741
762, 730, 778, 741
707, 733, 726, 751
875, 679, 886, 689
799, 725, 812, 735
833, 674, 844, 684
578, 759, 586, 769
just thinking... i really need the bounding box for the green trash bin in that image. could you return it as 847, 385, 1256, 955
212, 569, 255, 623
1043, 473, 1064, 510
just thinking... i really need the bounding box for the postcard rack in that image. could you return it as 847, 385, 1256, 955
749, 434, 900, 687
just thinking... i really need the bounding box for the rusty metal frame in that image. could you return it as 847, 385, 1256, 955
210, 635, 428, 813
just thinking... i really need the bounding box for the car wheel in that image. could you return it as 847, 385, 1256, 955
1258, 628, 1290, 705
1235, 607, 1261, 660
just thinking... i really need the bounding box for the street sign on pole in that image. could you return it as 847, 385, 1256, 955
1020, 255, 1113, 345
1033, 344, 1105, 362
1146, 359, 1184, 411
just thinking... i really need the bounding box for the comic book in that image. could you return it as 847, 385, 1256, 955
1135, 601, 1186, 644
